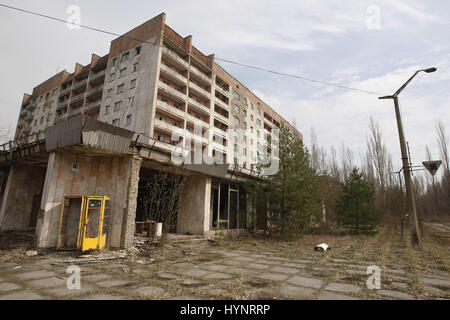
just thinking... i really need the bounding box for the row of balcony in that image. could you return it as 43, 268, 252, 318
214, 97, 229, 111
189, 81, 210, 99
215, 85, 230, 97
158, 81, 186, 101
162, 46, 189, 69
190, 65, 212, 84
160, 63, 187, 85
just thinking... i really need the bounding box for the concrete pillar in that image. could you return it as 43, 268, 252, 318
177, 175, 211, 235
37, 151, 140, 249
0, 165, 46, 231
0, 166, 14, 229
120, 156, 142, 248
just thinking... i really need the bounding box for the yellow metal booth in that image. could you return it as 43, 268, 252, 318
57, 196, 110, 251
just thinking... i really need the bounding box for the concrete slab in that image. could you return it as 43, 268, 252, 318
424, 286, 449, 296
83, 294, 128, 300
255, 259, 280, 265
157, 273, 179, 280
83, 274, 111, 282
97, 280, 132, 288
134, 286, 165, 297
245, 263, 270, 270
203, 264, 229, 272
180, 268, 211, 278
16, 270, 56, 280
390, 282, 410, 289
0, 282, 21, 292
232, 256, 255, 263
226, 268, 254, 275
168, 295, 202, 300
47, 285, 94, 297
279, 284, 315, 299
222, 260, 242, 266
282, 263, 306, 269
248, 254, 266, 258
318, 292, 359, 300
29, 277, 66, 289
293, 259, 314, 264
287, 276, 324, 289
264, 256, 289, 262
270, 266, 300, 274
205, 272, 233, 280
420, 277, 450, 288
172, 262, 195, 268
180, 279, 206, 287
0, 291, 43, 300
219, 252, 241, 258
376, 289, 415, 300
256, 273, 289, 281
324, 282, 362, 294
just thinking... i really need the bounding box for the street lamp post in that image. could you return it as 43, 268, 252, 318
379, 67, 437, 246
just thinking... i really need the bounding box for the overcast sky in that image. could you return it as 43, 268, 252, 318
0, 0, 449, 173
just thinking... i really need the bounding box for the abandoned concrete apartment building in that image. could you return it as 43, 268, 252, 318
0, 13, 302, 251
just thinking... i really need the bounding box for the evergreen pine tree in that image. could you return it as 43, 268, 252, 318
247, 124, 323, 239
336, 167, 380, 235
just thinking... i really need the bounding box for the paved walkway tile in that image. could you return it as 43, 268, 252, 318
16, 270, 56, 280
0, 291, 43, 300
180, 279, 206, 287
29, 277, 66, 289
246, 263, 270, 270
205, 272, 233, 280
226, 268, 254, 275
390, 281, 409, 289
270, 266, 300, 274
180, 268, 211, 278
203, 264, 229, 272
157, 273, 179, 280
134, 286, 165, 297
172, 262, 195, 268
83, 294, 128, 300
232, 256, 255, 263
279, 284, 316, 299
248, 254, 266, 258
318, 292, 359, 300
82, 274, 111, 282
420, 277, 450, 288
256, 273, 289, 281
256, 259, 280, 265
97, 280, 132, 288
47, 285, 93, 297
265, 256, 289, 262
282, 263, 306, 269
222, 260, 242, 266
325, 282, 362, 294
168, 295, 202, 300
376, 289, 415, 300
0, 282, 21, 292
288, 276, 323, 289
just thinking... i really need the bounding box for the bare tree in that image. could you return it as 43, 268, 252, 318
436, 121, 449, 215
339, 142, 354, 181
0, 125, 13, 144
310, 128, 328, 175
436, 120, 449, 173
137, 169, 187, 245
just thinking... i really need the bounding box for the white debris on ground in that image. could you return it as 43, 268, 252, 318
314, 243, 330, 252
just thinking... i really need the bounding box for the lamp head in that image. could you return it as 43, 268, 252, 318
423, 67, 437, 73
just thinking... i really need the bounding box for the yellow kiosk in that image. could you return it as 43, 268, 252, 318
56, 196, 110, 252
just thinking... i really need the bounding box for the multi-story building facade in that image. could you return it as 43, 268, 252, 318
1, 13, 302, 250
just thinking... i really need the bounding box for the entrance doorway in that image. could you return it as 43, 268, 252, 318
57, 196, 110, 251
210, 179, 251, 230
